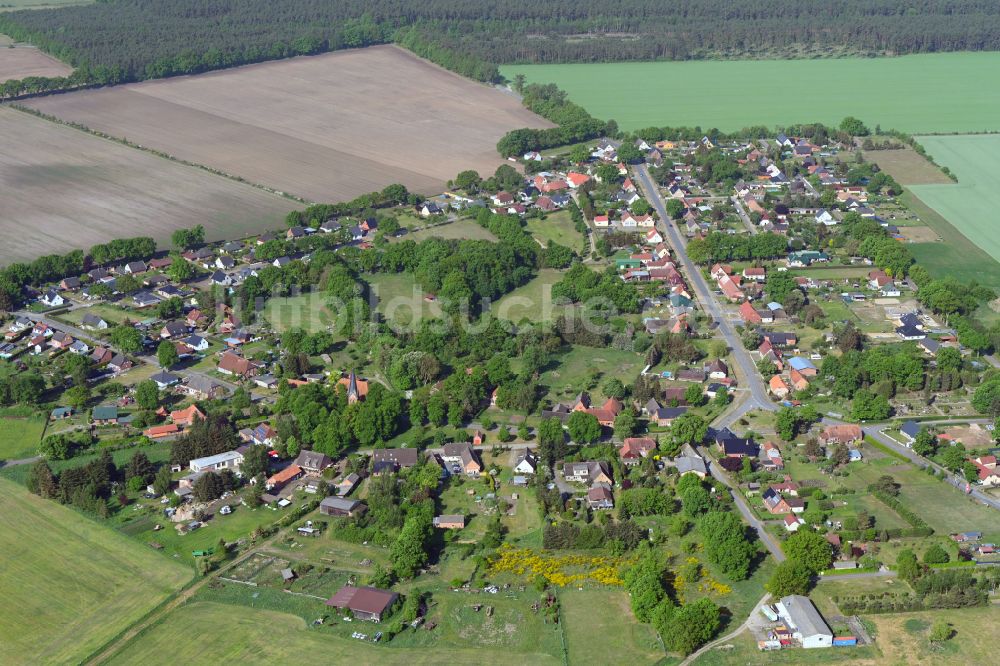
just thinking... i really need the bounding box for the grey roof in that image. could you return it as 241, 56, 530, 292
779, 595, 831, 639
675, 456, 707, 475
900, 420, 921, 438
320, 497, 364, 512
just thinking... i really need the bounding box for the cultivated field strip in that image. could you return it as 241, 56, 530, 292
25, 45, 554, 202
0, 107, 294, 264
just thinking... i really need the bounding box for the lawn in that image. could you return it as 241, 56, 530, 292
109, 600, 561, 666
907, 134, 1000, 269
261, 292, 340, 334
118, 493, 309, 567
560, 588, 665, 665
525, 210, 584, 250
399, 219, 497, 243
492, 268, 567, 323
0, 414, 46, 460
540, 345, 645, 403
891, 466, 1000, 540
503, 52, 1000, 133
368, 271, 441, 329
0, 477, 191, 665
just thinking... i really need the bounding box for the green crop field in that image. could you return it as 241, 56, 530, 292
907, 135, 1000, 271
0, 477, 190, 664
503, 52, 1000, 133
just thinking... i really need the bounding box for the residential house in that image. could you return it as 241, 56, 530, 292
441, 443, 482, 476
620, 437, 657, 465
189, 450, 244, 473
108, 354, 133, 374
433, 515, 466, 529
819, 425, 862, 447
178, 376, 227, 401
40, 290, 64, 307
325, 585, 397, 622
788, 357, 817, 376
743, 266, 766, 282
294, 450, 332, 474
335, 473, 360, 497
740, 301, 763, 324
675, 455, 707, 478
789, 368, 810, 392
122, 260, 147, 275
217, 351, 259, 379
763, 487, 793, 514
170, 404, 205, 428
562, 461, 613, 485
80, 313, 109, 330
760, 441, 784, 471
972, 456, 1000, 486
585, 396, 623, 427
266, 464, 303, 492
150, 371, 180, 389
371, 448, 419, 475
587, 485, 614, 510
513, 450, 537, 475
144, 423, 180, 439
900, 421, 920, 445
241, 423, 278, 447
644, 399, 686, 426
160, 321, 188, 339
769, 375, 790, 398
91, 405, 119, 425
707, 359, 728, 379
784, 514, 805, 532
716, 429, 759, 458
319, 497, 368, 518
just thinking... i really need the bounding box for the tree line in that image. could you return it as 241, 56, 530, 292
6, 0, 1000, 94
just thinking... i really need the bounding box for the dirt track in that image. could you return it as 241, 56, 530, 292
26, 45, 553, 202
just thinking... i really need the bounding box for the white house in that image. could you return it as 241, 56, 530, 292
513, 449, 537, 475
41, 290, 65, 307
814, 209, 837, 226
776, 595, 833, 649
189, 450, 244, 474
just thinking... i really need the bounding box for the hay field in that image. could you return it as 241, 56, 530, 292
0, 43, 72, 79
26, 45, 553, 202
503, 52, 1000, 133
0, 107, 293, 265
0, 477, 191, 664
863, 147, 953, 186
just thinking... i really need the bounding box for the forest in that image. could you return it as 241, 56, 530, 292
4, 0, 1000, 88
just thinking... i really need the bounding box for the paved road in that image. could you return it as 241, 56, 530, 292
635, 165, 776, 416
696, 442, 786, 564
731, 196, 758, 235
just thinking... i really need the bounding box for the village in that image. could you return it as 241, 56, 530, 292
3, 122, 1000, 664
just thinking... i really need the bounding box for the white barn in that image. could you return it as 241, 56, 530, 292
776, 595, 832, 649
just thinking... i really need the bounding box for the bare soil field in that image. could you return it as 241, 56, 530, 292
25, 45, 553, 202
0, 42, 72, 80
0, 107, 293, 265
898, 225, 940, 242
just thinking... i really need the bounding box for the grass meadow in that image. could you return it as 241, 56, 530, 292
525, 210, 585, 251
0, 414, 46, 460
0, 477, 191, 664
109, 601, 555, 666
503, 52, 1000, 133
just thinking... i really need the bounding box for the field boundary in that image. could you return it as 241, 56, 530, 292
10, 104, 312, 204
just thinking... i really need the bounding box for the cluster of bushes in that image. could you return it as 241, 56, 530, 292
838, 569, 989, 613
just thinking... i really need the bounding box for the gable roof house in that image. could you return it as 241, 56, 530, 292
715, 429, 759, 458
562, 461, 613, 485
620, 437, 657, 465
170, 404, 205, 429
819, 424, 862, 446
441, 443, 482, 476
319, 497, 367, 518
371, 448, 420, 475
769, 375, 790, 398
294, 450, 332, 474
513, 449, 538, 475
217, 351, 259, 378
587, 485, 614, 510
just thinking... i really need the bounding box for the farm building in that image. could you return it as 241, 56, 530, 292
776, 595, 833, 649
319, 497, 367, 518
325, 585, 398, 622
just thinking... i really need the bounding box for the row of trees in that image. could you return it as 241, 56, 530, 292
7, 1, 1000, 89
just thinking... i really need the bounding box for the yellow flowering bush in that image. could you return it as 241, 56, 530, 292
487, 544, 632, 587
